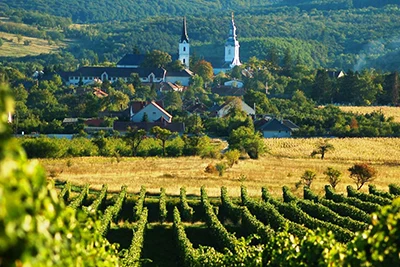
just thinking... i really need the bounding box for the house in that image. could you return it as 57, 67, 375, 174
159, 82, 184, 92
183, 98, 209, 115
213, 99, 255, 118
256, 118, 299, 138
224, 80, 244, 88
130, 101, 172, 123
61, 67, 166, 86
327, 70, 345, 79
165, 69, 194, 86
117, 54, 146, 68
211, 85, 246, 97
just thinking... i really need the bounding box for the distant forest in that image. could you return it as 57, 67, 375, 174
1, 0, 400, 71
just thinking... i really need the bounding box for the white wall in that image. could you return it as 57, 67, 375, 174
131, 103, 171, 123
262, 131, 292, 138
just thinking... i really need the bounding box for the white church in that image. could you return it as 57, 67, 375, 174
61, 15, 240, 87
178, 14, 242, 74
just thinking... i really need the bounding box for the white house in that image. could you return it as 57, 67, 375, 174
224, 79, 244, 88
215, 99, 255, 118
165, 69, 194, 86
130, 101, 172, 123
258, 118, 299, 138
63, 67, 166, 86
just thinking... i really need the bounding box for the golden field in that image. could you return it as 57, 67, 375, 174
339, 106, 400, 122
0, 31, 63, 57
40, 137, 400, 198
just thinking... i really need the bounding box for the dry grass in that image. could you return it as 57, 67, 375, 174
40, 138, 400, 198
0, 32, 63, 57
339, 106, 400, 122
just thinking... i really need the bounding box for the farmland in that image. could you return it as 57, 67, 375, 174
41, 137, 400, 198
57, 181, 400, 266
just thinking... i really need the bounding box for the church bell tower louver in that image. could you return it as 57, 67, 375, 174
224, 13, 241, 67
179, 17, 190, 69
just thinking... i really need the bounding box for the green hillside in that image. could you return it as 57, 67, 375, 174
1, 1, 400, 70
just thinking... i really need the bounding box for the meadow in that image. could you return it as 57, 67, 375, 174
0, 31, 62, 57
339, 106, 400, 122
41, 137, 400, 198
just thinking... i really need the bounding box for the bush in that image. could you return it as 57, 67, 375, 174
348, 163, 377, 190
324, 167, 341, 189
224, 149, 240, 167
205, 163, 217, 174
216, 162, 227, 176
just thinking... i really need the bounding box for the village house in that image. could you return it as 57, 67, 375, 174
255, 118, 299, 138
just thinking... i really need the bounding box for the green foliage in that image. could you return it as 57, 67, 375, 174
325, 185, 380, 214
228, 126, 265, 159
224, 149, 240, 167
87, 184, 108, 214
298, 169, 317, 188
310, 139, 334, 160
342, 198, 400, 266
201, 186, 237, 252
368, 184, 394, 200
134, 185, 146, 221
159, 187, 167, 223
179, 187, 194, 222
215, 162, 227, 176
347, 185, 391, 206
0, 83, 120, 265
389, 183, 400, 196
324, 167, 341, 189
348, 163, 377, 190
68, 183, 89, 209
58, 181, 71, 202
121, 208, 148, 267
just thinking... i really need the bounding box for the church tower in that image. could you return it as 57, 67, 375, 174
179, 17, 190, 69
224, 13, 241, 67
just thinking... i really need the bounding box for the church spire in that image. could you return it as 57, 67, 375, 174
180, 17, 189, 43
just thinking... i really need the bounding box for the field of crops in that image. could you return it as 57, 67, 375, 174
58, 182, 400, 266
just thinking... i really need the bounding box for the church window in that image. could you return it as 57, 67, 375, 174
228, 49, 231, 55
183, 59, 186, 64
183, 47, 186, 52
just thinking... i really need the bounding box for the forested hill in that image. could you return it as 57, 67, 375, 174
1, 0, 400, 70
1, 0, 399, 23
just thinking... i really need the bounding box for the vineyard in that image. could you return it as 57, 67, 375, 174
56, 182, 400, 266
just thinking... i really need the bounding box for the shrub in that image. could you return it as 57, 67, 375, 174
205, 163, 217, 174
297, 170, 317, 188
324, 167, 341, 189
224, 149, 240, 167
216, 162, 227, 176
348, 163, 377, 190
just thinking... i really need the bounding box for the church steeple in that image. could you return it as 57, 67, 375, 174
224, 12, 241, 67
179, 17, 190, 68
180, 17, 189, 43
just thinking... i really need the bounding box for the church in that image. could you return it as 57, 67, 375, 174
177, 14, 242, 74
61, 15, 240, 87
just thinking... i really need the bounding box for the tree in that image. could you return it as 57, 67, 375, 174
141, 50, 171, 68
228, 126, 265, 159
324, 167, 341, 189
125, 127, 147, 156
312, 69, 333, 103
192, 60, 214, 83
151, 126, 173, 157
299, 170, 317, 188
311, 139, 334, 159
348, 163, 377, 190
224, 149, 240, 167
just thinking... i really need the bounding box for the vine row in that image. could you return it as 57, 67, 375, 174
159, 187, 167, 223
347, 185, 391, 206
68, 184, 89, 209
179, 187, 194, 222
134, 185, 146, 221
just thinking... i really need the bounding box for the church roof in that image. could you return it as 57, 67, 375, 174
64, 67, 166, 79
180, 17, 189, 43
166, 69, 194, 77
117, 54, 145, 66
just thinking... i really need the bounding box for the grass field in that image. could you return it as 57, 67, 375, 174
339, 106, 400, 122
41, 137, 400, 198
0, 31, 62, 57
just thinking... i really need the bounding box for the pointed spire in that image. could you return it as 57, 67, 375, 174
180, 17, 189, 43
